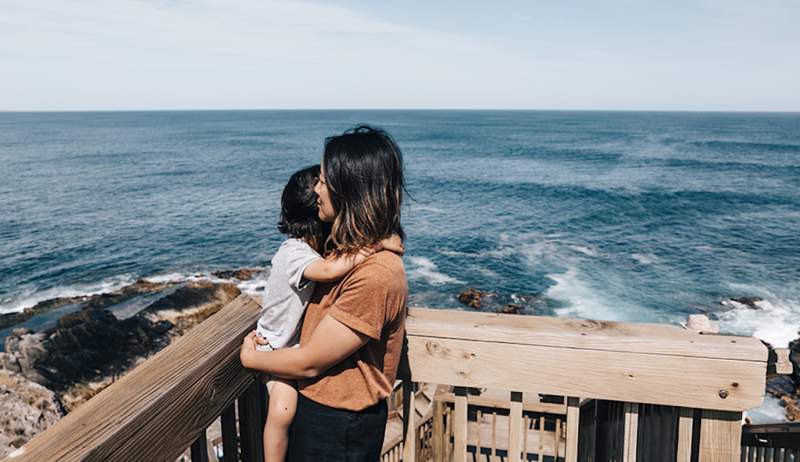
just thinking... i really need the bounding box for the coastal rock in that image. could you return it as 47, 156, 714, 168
720, 296, 764, 311
0, 279, 176, 331
141, 281, 241, 333
211, 268, 261, 281
457, 288, 490, 309
498, 303, 523, 314
0, 369, 62, 459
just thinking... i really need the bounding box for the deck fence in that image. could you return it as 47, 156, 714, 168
2, 294, 775, 462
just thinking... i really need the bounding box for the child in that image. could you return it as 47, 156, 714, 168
256, 165, 401, 462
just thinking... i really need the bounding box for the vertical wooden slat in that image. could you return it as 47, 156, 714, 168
523, 415, 529, 461
565, 397, 580, 462
554, 418, 561, 461
508, 391, 523, 462
237, 381, 264, 462
476, 409, 483, 459
453, 387, 468, 462
403, 380, 417, 462
220, 403, 238, 462
538, 416, 545, 459
698, 410, 742, 462
491, 410, 497, 461
433, 400, 445, 462
445, 405, 452, 462
191, 428, 209, 462
677, 407, 695, 462
623, 403, 639, 462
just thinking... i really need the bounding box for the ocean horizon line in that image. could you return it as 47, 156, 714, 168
2, 108, 800, 114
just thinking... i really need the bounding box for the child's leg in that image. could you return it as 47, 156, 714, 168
264, 378, 297, 462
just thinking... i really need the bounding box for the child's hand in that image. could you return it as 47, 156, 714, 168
377, 234, 404, 255
254, 335, 271, 349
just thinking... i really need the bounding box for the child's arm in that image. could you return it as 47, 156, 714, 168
302, 249, 373, 283
302, 234, 404, 283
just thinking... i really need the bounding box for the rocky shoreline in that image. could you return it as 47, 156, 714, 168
0, 270, 262, 458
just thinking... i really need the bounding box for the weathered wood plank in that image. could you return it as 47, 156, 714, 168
453, 387, 468, 462
699, 410, 742, 462
623, 403, 639, 462
9, 294, 261, 462
407, 336, 764, 411
508, 392, 523, 462
407, 308, 766, 362
677, 407, 694, 462
565, 397, 580, 462
402, 379, 417, 462
432, 400, 444, 462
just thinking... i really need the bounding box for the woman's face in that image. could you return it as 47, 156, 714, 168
315, 165, 336, 223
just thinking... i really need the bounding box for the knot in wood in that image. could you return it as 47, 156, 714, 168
425, 340, 442, 355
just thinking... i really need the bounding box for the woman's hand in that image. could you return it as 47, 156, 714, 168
239, 331, 258, 368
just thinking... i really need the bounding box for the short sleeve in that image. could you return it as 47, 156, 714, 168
279, 239, 322, 291
327, 261, 407, 340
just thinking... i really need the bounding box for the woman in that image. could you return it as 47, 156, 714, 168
240, 125, 407, 461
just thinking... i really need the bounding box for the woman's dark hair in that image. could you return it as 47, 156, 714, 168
323, 125, 405, 254
278, 165, 329, 253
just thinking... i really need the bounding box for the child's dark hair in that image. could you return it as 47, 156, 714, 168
278, 165, 329, 253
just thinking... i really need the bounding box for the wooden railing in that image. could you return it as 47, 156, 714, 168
3, 294, 770, 462
741, 423, 800, 461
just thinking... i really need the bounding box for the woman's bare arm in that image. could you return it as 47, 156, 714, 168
240, 314, 368, 378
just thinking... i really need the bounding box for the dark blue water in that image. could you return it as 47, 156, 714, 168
2, 110, 799, 347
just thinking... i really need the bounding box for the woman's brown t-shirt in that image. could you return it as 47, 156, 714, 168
297, 250, 407, 411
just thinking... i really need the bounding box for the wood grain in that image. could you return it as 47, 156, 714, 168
407, 335, 764, 411
408, 307, 766, 362
698, 410, 742, 462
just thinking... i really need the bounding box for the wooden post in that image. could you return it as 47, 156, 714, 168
676, 407, 694, 462
237, 381, 264, 462
623, 403, 639, 462
453, 387, 468, 462
433, 400, 445, 462
403, 379, 417, 462
220, 403, 238, 462
191, 428, 209, 462
565, 397, 580, 462
508, 391, 523, 462
698, 410, 742, 462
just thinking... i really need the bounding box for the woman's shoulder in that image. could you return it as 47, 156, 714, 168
351, 250, 406, 286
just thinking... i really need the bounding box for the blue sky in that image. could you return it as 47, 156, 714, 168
1, 0, 798, 111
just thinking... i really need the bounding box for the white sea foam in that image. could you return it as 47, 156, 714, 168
407, 256, 463, 286
0, 269, 270, 315
747, 395, 789, 424
716, 286, 799, 347
569, 245, 599, 257
545, 269, 621, 320
544, 268, 654, 322
631, 253, 659, 265
0, 274, 136, 315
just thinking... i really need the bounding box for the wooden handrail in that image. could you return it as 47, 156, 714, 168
406, 307, 767, 412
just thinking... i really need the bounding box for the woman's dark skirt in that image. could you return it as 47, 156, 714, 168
287, 393, 388, 462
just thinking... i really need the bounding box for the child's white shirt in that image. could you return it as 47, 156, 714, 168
256, 238, 321, 350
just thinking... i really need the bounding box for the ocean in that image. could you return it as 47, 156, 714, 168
1, 110, 799, 348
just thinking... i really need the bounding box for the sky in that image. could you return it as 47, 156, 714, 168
1, 0, 798, 111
